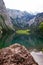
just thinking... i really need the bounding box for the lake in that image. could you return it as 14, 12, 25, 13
0, 33, 43, 50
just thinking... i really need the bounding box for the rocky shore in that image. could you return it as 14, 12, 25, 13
0, 44, 38, 65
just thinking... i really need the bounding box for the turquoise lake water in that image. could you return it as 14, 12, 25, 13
0, 33, 43, 50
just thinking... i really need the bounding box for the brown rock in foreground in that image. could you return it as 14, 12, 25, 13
0, 43, 38, 65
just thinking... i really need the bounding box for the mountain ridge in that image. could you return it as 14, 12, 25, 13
7, 8, 43, 30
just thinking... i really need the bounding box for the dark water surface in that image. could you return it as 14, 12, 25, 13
0, 33, 43, 49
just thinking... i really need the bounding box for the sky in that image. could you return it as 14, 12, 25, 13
4, 0, 43, 13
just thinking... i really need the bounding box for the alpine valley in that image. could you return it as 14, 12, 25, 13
0, 0, 43, 51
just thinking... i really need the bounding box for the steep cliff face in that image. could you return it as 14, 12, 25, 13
0, 0, 14, 31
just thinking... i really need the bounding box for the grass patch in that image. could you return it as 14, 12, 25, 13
16, 29, 31, 35
42, 48, 43, 52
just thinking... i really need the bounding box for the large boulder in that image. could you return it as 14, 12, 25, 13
0, 43, 38, 65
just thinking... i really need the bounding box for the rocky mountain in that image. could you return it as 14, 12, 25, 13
7, 9, 35, 21
29, 13, 43, 26
0, 0, 42, 30
0, 0, 14, 32
7, 9, 43, 30
7, 9, 35, 29
0, 43, 38, 65
29, 13, 43, 37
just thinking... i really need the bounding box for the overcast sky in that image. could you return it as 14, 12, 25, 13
4, 0, 43, 13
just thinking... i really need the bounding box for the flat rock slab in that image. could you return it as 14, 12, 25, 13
31, 51, 43, 65
0, 43, 38, 65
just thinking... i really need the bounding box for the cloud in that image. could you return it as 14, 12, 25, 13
4, 0, 43, 13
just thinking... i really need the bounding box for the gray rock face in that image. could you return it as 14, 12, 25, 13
7, 9, 35, 29
0, 0, 14, 31
29, 13, 43, 26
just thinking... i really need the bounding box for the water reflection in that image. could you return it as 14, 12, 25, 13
0, 33, 43, 49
